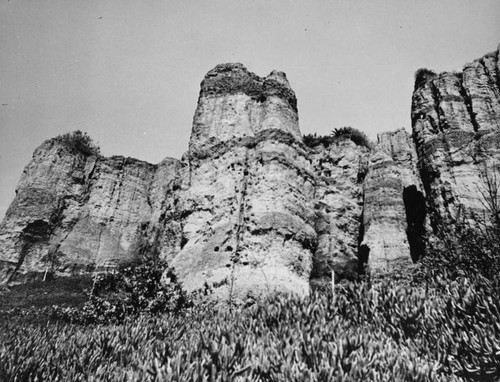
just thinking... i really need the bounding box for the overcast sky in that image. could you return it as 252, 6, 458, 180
0, 0, 499, 220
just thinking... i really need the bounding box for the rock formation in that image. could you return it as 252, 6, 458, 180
361, 129, 428, 276
0, 139, 181, 282
1, 45, 499, 299
412, 45, 500, 233
172, 64, 316, 300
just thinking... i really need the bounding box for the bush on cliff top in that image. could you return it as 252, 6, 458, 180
414, 68, 437, 90
303, 126, 372, 150
54, 130, 101, 156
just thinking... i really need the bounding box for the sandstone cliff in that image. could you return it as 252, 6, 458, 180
0, 139, 181, 282
1, 45, 499, 298
361, 129, 427, 276
412, 45, 500, 234
172, 64, 315, 301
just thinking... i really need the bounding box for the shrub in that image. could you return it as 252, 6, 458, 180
2, 275, 499, 380
54, 130, 101, 156
303, 133, 334, 148
51, 258, 188, 324
332, 126, 373, 149
419, 165, 500, 281
414, 68, 437, 90
303, 127, 372, 150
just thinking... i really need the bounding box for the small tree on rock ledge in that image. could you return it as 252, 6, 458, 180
54, 130, 101, 156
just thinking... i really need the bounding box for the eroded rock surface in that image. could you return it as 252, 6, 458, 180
173, 64, 315, 301
0, 139, 181, 282
310, 139, 368, 284
1, 46, 499, 296
412, 45, 500, 233
362, 129, 427, 276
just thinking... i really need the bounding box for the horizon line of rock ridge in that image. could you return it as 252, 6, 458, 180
199, 62, 298, 113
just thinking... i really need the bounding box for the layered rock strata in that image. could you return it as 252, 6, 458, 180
361, 129, 427, 276
0, 139, 181, 282
172, 64, 315, 301
309, 139, 368, 284
1, 45, 499, 297
412, 45, 500, 233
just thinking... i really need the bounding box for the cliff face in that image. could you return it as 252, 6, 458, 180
310, 139, 368, 284
172, 64, 315, 301
361, 129, 427, 276
412, 45, 500, 233
0, 140, 181, 282
1, 46, 499, 297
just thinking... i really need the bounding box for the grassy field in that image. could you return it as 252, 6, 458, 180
0, 276, 92, 325
0, 276, 91, 309
1, 270, 499, 381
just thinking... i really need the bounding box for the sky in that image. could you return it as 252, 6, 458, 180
0, 0, 499, 220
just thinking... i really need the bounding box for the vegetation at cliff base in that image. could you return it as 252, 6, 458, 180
54, 130, 101, 156
1, 272, 499, 381
303, 126, 372, 150
2, 171, 500, 381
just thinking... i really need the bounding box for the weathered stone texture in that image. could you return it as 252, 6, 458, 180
172, 64, 315, 301
2, 46, 499, 295
310, 139, 368, 284
0, 139, 182, 282
412, 45, 500, 232
362, 129, 427, 276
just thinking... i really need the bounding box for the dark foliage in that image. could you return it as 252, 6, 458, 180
303, 127, 372, 150
1, 274, 499, 380
414, 68, 437, 90
303, 133, 335, 148
54, 130, 101, 156
332, 126, 373, 149
50, 259, 188, 324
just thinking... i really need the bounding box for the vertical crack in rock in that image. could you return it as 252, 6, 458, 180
402, 185, 427, 262
310, 140, 367, 286
229, 150, 251, 303
457, 72, 481, 135
362, 129, 427, 276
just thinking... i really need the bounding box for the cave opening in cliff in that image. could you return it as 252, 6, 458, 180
358, 244, 370, 275
403, 185, 427, 262
22, 220, 51, 242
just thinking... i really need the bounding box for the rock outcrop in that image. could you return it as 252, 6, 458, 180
173, 64, 315, 301
1, 45, 499, 298
361, 129, 427, 276
309, 139, 368, 284
0, 139, 181, 282
412, 45, 500, 233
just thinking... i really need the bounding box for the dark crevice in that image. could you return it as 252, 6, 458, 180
428, 81, 443, 133
180, 236, 188, 249
417, 166, 439, 234
457, 71, 481, 134
358, 244, 370, 275
357, 207, 367, 274
402, 186, 427, 262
